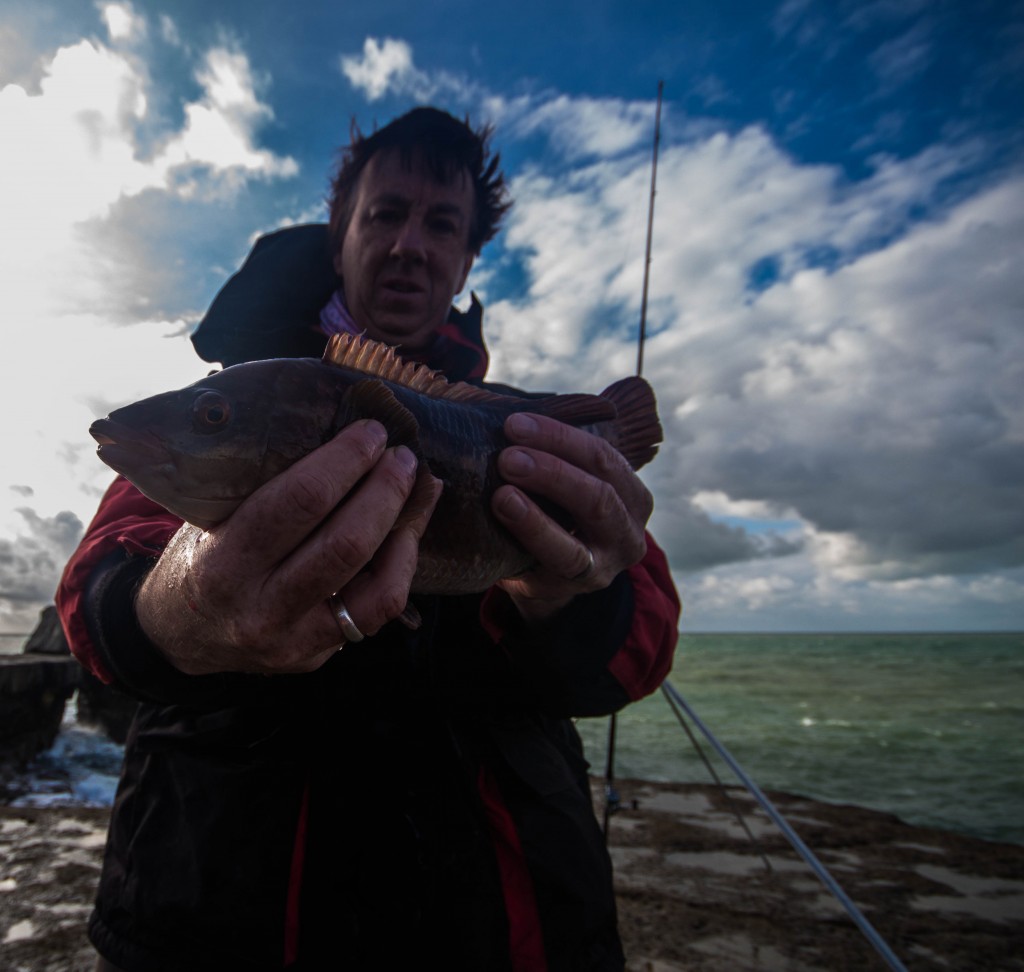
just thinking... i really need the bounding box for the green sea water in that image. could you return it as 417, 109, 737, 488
577, 632, 1024, 846
6, 630, 1022, 844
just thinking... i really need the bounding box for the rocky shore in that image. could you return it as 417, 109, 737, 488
1, 777, 1022, 971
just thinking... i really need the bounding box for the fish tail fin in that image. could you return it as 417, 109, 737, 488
600, 376, 663, 470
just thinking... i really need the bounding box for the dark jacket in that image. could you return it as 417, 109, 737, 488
57, 226, 681, 971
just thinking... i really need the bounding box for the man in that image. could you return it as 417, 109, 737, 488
58, 107, 680, 971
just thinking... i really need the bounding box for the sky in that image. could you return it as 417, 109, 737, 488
0, 0, 1021, 634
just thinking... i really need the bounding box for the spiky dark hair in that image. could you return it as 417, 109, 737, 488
327, 107, 511, 257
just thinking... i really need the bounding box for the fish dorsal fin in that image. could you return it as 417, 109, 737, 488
324, 332, 511, 406
324, 334, 660, 466
527, 394, 618, 427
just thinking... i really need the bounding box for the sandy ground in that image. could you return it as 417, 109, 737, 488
1, 779, 1022, 971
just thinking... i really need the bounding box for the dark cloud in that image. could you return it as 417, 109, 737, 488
649, 500, 803, 573
487, 116, 1024, 596
0, 509, 83, 610
76, 180, 310, 329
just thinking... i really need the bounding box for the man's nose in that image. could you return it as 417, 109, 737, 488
390, 219, 427, 261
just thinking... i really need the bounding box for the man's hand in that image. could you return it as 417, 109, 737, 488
135, 420, 440, 675
491, 412, 654, 624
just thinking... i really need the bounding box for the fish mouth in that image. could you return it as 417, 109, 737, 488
90, 418, 172, 476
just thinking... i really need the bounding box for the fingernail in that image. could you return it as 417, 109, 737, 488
394, 445, 417, 471
508, 413, 538, 438
353, 419, 387, 447
500, 489, 528, 519
503, 448, 535, 476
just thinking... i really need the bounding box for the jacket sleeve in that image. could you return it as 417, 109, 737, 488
477, 533, 680, 717
55, 477, 183, 684
56, 478, 282, 707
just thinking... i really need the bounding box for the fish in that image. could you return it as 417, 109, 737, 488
90, 332, 662, 595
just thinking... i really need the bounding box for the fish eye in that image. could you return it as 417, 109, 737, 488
192, 391, 231, 432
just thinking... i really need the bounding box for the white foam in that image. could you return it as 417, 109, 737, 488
10, 720, 124, 810
3, 918, 36, 943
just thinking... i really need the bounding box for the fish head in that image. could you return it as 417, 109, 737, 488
90, 359, 334, 528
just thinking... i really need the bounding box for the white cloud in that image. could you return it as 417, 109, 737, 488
868, 19, 933, 92
157, 47, 298, 191
340, 37, 414, 101
0, 21, 300, 629
100, 2, 145, 43
692, 491, 800, 523
477, 103, 1024, 608
340, 36, 656, 164
159, 14, 182, 48
495, 93, 658, 161
340, 36, 472, 105
0, 24, 1019, 633
0, 509, 84, 631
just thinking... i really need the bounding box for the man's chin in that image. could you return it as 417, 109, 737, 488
362, 313, 440, 350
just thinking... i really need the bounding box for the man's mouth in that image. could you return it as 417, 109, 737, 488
381, 278, 424, 295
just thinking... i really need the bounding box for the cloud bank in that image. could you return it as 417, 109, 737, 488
0, 14, 1020, 634
0, 8, 299, 631
340, 35, 1024, 629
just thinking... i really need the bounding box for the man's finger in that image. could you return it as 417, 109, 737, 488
497, 446, 626, 544
272, 445, 421, 613
221, 420, 389, 563
503, 413, 652, 521
493, 484, 600, 582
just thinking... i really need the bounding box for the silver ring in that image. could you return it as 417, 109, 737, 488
330, 594, 364, 643
572, 546, 596, 581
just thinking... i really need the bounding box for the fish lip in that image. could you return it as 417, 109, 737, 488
90, 418, 171, 472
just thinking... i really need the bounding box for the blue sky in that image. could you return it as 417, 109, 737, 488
0, 0, 1022, 633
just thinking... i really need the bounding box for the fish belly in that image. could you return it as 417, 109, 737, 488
400, 395, 534, 594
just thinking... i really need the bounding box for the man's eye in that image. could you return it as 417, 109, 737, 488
370, 208, 402, 224
429, 218, 457, 236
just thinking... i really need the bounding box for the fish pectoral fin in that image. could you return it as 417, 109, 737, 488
337, 379, 422, 451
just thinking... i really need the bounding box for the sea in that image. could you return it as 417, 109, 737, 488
3, 630, 1022, 845
578, 632, 1024, 846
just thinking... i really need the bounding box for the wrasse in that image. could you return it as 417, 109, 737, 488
90, 333, 662, 595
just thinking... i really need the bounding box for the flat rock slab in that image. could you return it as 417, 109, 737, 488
606, 780, 1024, 971
1, 780, 1022, 970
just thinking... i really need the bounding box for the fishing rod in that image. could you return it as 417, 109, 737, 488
603, 79, 665, 838
603, 81, 909, 972
636, 79, 663, 379
661, 681, 910, 972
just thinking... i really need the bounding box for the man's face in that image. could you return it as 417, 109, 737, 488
336, 149, 476, 350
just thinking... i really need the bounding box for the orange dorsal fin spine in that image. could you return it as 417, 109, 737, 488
323, 334, 663, 470
323, 332, 510, 406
